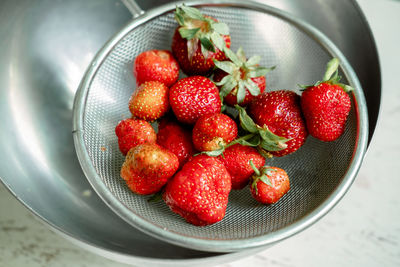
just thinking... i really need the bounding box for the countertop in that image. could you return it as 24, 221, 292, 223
1, 0, 399, 266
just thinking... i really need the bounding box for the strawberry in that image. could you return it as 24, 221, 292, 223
192, 113, 238, 152
300, 58, 353, 141
218, 144, 265, 190
163, 155, 231, 226
249, 163, 290, 204
247, 90, 308, 157
157, 117, 195, 168
213, 47, 274, 106
172, 5, 231, 76
169, 76, 221, 124
120, 143, 179, 195
115, 118, 157, 155
133, 49, 179, 87
129, 81, 169, 121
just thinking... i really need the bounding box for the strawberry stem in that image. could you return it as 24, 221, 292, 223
322, 58, 340, 82
198, 134, 255, 157
249, 160, 260, 176
298, 58, 354, 92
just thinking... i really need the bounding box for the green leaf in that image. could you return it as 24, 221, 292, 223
251, 177, 259, 193
245, 55, 261, 67
323, 59, 353, 91
220, 77, 237, 97
260, 139, 287, 151
248, 66, 275, 78
235, 105, 258, 133
236, 134, 260, 147
223, 47, 242, 66
202, 145, 225, 157
236, 47, 246, 63
262, 167, 276, 176
298, 83, 311, 90
338, 83, 354, 92
260, 128, 291, 142
211, 22, 229, 35
213, 60, 236, 74
214, 73, 231, 86
323, 58, 340, 81
210, 32, 225, 51
258, 127, 279, 141
258, 127, 290, 151
243, 79, 260, 96
328, 69, 340, 84
199, 37, 215, 52
221, 104, 227, 112
259, 174, 273, 187
203, 150, 224, 157
313, 80, 322, 87
237, 80, 246, 104
180, 5, 205, 20
174, 11, 185, 26
178, 27, 200, 40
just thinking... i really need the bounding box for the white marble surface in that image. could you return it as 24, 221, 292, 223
1, 0, 400, 266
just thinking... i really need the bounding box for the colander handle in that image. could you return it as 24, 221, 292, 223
121, 0, 145, 18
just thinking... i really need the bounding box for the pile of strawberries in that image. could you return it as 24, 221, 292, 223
115, 5, 353, 226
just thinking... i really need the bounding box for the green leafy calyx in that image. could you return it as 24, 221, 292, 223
195, 106, 290, 158
174, 4, 230, 61
235, 105, 290, 153
213, 47, 275, 104
250, 161, 274, 194
299, 58, 353, 92
199, 104, 290, 158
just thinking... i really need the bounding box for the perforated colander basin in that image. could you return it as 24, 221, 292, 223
73, 0, 368, 253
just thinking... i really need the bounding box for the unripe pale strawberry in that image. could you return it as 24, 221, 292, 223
121, 143, 179, 195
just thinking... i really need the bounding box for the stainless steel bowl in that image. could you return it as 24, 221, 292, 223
73, 0, 368, 252
0, 0, 380, 264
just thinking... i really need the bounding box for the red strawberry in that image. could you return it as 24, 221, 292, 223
213, 47, 274, 106
300, 58, 352, 141
115, 118, 157, 155
250, 165, 290, 204
248, 90, 308, 157
157, 117, 195, 168
129, 81, 169, 121
120, 143, 179, 195
218, 144, 265, 190
163, 155, 231, 226
172, 5, 231, 76
192, 113, 238, 152
169, 76, 221, 124
133, 49, 179, 87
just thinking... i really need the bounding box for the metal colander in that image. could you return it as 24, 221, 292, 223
73, 0, 368, 252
